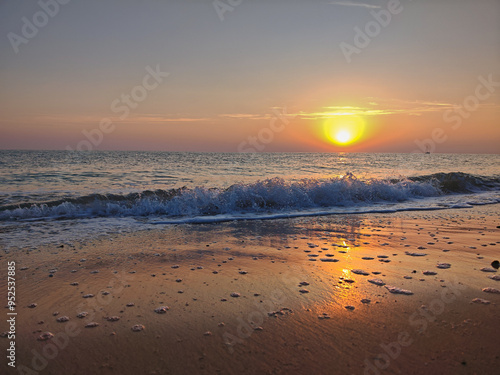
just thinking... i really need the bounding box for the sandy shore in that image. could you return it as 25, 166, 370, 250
1, 205, 500, 375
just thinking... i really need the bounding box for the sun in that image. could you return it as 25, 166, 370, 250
323, 115, 365, 147
335, 130, 353, 144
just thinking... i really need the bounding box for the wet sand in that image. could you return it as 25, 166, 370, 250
1, 205, 500, 375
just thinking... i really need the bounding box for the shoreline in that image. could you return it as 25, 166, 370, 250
1, 205, 499, 374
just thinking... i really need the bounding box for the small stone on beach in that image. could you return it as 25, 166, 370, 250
437, 263, 451, 269
131, 324, 144, 332
482, 287, 500, 294
37, 332, 54, 341
368, 279, 385, 286
472, 298, 490, 304
385, 286, 414, 295
351, 269, 369, 276
154, 306, 170, 314
480, 267, 496, 272
405, 252, 427, 257
422, 271, 437, 276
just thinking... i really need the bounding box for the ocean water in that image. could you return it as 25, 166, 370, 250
1, 150, 499, 249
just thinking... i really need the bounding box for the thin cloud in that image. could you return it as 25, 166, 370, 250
328, 1, 381, 9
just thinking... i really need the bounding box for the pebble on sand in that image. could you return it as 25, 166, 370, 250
85, 322, 99, 328
131, 324, 145, 332
345, 305, 355, 310
351, 269, 369, 276
437, 263, 451, 269
82, 294, 94, 298
204, 331, 212, 336
126, 303, 135, 307
154, 306, 170, 314
320, 258, 339, 262
28, 303, 37, 308
230, 292, 241, 298
77, 312, 88, 318
362, 257, 374, 260
70, 282, 79, 286
482, 287, 500, 294
37, 332, 54, 341
368, 279, 385, 286
56, 316, 69, 322
299, 289, 309, 294
472, 298, 490, 304
107, 316, 120, 322
267, 307, 293, 318
361, 299, 371, 304
488, 275, 500, 281
385, 286, 414, 295
422, 271, 437, 276
405, 252, 427, 257
480, 267, 497, 272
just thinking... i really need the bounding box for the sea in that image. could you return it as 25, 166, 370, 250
1, 150, 499, 249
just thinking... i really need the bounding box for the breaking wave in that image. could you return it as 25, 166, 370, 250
1, 172, 499, 222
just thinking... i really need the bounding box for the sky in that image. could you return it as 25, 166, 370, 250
0, 0, 499, 153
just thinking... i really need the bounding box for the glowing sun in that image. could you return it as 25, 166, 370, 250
323, 115, 365, 147
335, 129, 353, 144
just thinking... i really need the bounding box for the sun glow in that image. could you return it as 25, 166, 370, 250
323, 115, 365, 147
335, 130, 353, 144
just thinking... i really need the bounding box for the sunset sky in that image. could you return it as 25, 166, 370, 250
1, 0, 499, 153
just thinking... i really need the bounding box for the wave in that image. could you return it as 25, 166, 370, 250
1, 172, 499, 222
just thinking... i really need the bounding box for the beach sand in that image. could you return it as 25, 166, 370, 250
2, 205, 500, 375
